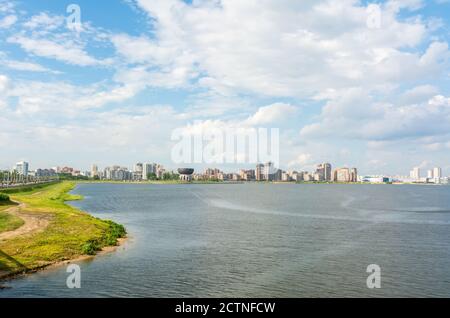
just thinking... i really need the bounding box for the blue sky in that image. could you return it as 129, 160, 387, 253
1, 0, 450, 176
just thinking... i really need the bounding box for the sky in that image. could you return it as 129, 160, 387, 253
0, 0, 450, 175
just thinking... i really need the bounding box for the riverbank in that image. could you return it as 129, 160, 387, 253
0, 181, 126, 281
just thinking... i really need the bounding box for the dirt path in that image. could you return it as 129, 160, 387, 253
0, 202, 50, 241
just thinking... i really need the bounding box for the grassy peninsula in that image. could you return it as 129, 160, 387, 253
0, 181, 126, 280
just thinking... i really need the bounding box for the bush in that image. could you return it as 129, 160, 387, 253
81, 221, 126, 255
82, 240, 100, 255
0, 193, 10, 202
102, 220, 127, 246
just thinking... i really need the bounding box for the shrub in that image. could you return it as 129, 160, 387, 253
102, 220, 127, 246
0, 193, 10, 202
82, 240, 100, 255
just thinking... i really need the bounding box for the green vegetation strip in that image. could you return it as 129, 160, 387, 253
0, 181, 59, 194
0, 181, 126, 278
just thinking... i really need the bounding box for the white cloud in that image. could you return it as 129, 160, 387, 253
0, 14, 16, 28
125, 0, 447, 99
288, 153, 313, 168
23, 12, 64, 31
300, 93, 450, 142
7, 35, 109, 66
1, 58, 60, 73
244, 103, 298, 126
0, 74, 8, 92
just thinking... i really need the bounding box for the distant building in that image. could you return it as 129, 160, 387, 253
142, 163, 156, 180
290, 171, 303, 182
316, 163, 332, 181
239, 169, 255, 181
303, 172, 313, 182
362, 176, 390, 183
281, 171, 291, 182
255, 164, 264, 181
133, 163, 143, 180
15, 161, 29, 176
410, 167, 421, 182
264, 162, 275, 181
333, 167, 358, 182
35, 168, 57, 177
103, 166, 132, 181
433, 167, 442, 183
178, 168, 194, 182
91, 164, 99, 178
205, 168, 221, 180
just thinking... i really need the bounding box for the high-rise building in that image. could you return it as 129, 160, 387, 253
91, 164, 99, 178
239, 169, 255, 181
350, 168, 358, 182
133, 163, 143, 180
15, 161, 29, 176
316, 163, 332, 181
142, 163, 156, 180
332, 167, 357, 182
433, 167, 442, 183
410, 167, 421, 182
427, 170, 434, 179
264, 162, 274, 181
255, 164, 264, 181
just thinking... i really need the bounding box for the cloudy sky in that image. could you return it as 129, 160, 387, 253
1, 0, 449, 175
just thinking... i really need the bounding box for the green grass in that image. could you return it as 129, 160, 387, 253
0, 181, 59, 194
0, 202, 24, 233
0, 181, 126, 277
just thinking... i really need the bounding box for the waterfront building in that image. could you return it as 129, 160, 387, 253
313, 172, 323, 182
103, 166, 132, 181
350, 168, 358, 182
35, 168, 57, 177
205, 168, 221, 180
433, 167, 442, 184
273, 169, 282, 181
332, 168, 356, 182
91, 164, 99, 178
316, 163, 332, 181
290, 171, 303, 182
264, 162, 275, 181
255, 164, 264, 181
15, 161, 29, 176
410, 167, 421, 182
142, 163, 157, 180
303, 172, 313, 182
239, 169, 255, 181
178, 168, 194, 182
133, 163, 143, 180
361, 176, 390, 183
282, 171, 291, 182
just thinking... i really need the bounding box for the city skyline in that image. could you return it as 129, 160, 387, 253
3, 159, 449, 185
1, 1, 450, 175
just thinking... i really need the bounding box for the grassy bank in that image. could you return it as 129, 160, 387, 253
0, 181, 126, 279
0, 181, 59, 194
0, 204, 24, 234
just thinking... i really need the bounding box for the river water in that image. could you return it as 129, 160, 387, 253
1, 183, 450, 297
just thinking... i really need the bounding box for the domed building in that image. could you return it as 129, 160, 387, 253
178, 168, 194, 182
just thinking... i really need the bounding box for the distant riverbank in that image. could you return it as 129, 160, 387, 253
0, 182, 126, 282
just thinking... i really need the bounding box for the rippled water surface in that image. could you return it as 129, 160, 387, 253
1, 183, 450, 297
